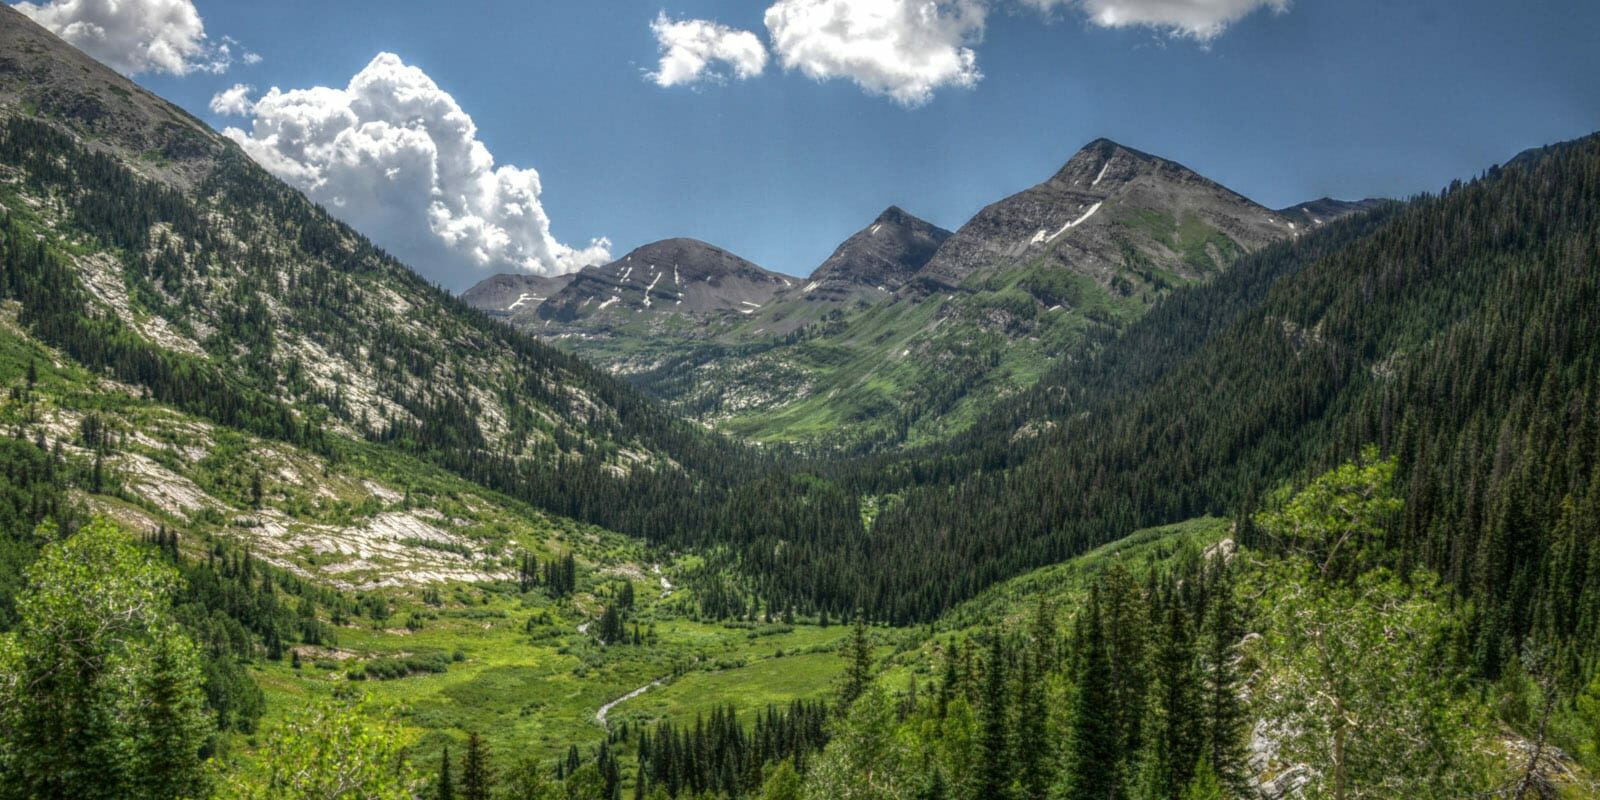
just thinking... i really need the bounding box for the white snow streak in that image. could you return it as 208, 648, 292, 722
642, 270, 663, 308
1092, 160, 1111, 187
1044, 202, 1103, 242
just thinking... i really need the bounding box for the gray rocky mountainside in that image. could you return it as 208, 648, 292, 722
536, 238, 794, 323
909, 138, 1296, 294
460, 272, 576, 316
799, 206, 951, 304
0, 4, 221, 186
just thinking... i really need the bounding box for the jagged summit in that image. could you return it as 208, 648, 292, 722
538, 238, 793, 323
909, 137, 1294, 292
1045, 138, 1165, 188
797, 206, 953, 305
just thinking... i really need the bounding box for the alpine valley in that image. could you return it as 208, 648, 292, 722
0, 4, 1598, 800
466, 141, 1381, 451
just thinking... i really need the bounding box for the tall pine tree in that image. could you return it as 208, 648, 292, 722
1058, 589, 1123, 800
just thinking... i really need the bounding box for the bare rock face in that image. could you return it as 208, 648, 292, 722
460, 273, 576, 316
799, 206, 952, 304
538, 238, 793, 323
909, 138, 1296, 294
0, 4, 222, 187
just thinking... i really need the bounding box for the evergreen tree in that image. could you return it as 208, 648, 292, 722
132, 630, 213, 800
1139, 596, 1202, 800
461, 731, 493, 800
598, 604, 624, 645
1100, 564, 1150, 775
1197, 570, 1250, 795
840, 613, 874, 708
438, 746, 454, 800
977, 636, 1012, 800
1015, 606, 1056, 800
1057, 589, 1122, 800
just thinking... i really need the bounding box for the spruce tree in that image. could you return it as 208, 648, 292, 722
1141, 595, 1202, 800
437, 746, 454, 800
132, 631, 213, 800
1014, 641, 1052, 800
977, 635, 1012, 800
839, 613, 874, 707
460, 731, 492, 800
1198, 569, 1250, 795
1059, 590, 1123, 800
1101, 564, 1151, 774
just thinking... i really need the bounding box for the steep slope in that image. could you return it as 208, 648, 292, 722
729, 206, 953, 339
806, 133, 1600, 628
460, 272, 576, 316
0, 6, 220, 186
798, 206, 951, 304
909, 138, 1292, 293
0, 4, 758, 579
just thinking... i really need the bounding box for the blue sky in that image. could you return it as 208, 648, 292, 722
13, 0, 1600, 288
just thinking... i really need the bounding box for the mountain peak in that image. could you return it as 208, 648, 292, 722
538, 238, 791, 322
1049, 137, 1169, 191
874, 205, 915, 224
910, 139, 1291, 292
798, 207, 952, 306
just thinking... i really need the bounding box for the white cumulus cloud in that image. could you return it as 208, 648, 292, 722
763, 0, 987, 107
648, 12, 769, 88
1026, 0, 1289, 41
13, 0, 244, 75
207, 83, 254, 116
221, 53, 609, 286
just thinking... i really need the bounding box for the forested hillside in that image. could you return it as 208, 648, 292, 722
0, 2, 808, 566
736, 134, 1600, 661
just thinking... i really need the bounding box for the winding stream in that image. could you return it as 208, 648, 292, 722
595, 678, 664, 727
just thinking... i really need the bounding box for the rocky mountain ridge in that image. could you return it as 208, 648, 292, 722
537, 238, 794, 324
